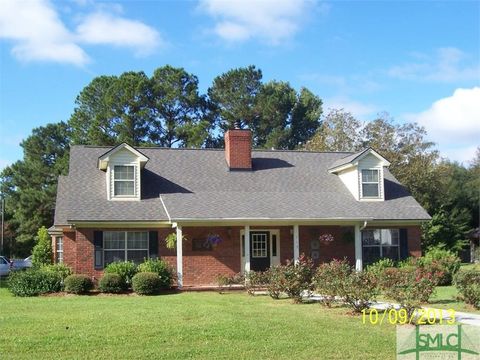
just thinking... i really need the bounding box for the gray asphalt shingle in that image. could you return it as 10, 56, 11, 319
53, 145, 430, 224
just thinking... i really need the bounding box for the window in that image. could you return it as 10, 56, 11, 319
361, 169, 380, 198
251, 233, 267, 258
114, 165, 135, 196
362, 229, 400, 265
56, 236, 63, 263
103, 231, 148, 265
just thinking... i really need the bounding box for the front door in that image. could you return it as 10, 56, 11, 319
250, 232, 270, 272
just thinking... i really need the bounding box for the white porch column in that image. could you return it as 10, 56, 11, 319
293, 225, 300, 264
244, 225, 250, 273
176, 225, 183, 288
354, 224, 363, 271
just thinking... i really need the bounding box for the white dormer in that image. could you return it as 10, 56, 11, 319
329, 148, 391, 202
98, 143, 149, 201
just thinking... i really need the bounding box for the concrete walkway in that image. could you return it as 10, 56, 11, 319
308, 294, 480, 327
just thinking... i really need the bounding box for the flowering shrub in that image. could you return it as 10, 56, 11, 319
342, 271, 379, 313
314, 259, 378, 312
281, 255, 315, 303
366, 258, 395, 278
314, 259, 350, 307
454, 270, 480, 309
265, 265, 285, 299
216, 273, 245, 292
245, 271, 269, 295
418, 247, 461, 285
380, 267, 439, 319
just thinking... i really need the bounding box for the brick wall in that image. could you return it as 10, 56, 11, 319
224, 129, 252, 170
61, 224, 423, 286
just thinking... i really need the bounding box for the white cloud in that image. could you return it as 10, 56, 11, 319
405, 87, 480, 163
0, 0, 162, 66
388, 47, 480, 83
324, 96, 378, 120
441, 145, 478, 164
199, 0, 315, 44
0, 0, 89, 65
76, 12, 162, 56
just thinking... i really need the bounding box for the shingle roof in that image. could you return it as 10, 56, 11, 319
53, 145, 430, 224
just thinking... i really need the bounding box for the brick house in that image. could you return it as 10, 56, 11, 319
49, 129, 430, 288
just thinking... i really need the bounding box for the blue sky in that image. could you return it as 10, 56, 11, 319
1, 0, 479, 170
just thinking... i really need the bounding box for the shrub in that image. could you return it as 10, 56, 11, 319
265, 265, 285, 299
99, 273, 125, 293
366, 258, 395, 278
8, 269, 62, 296
281, 255, 315, 303
137, 259, 174, 288
454, 270, 480, 309
418, 247, 461, 285
380, 267, 438, 319
132, 272, 162, 295
245, 271, 269, 295
314, 259, 351, 307
215, 273, 244, 292
342, 271, 379, 313
31, 226, 53, 267
40, 263, 73, 282
64, 274, 93, 294
104, 261, 137, 288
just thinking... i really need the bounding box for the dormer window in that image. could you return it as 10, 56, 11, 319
361, 169, 380, 198
328, 148, 389, 202
114, 165, 135, 197
98, 143, 149, 201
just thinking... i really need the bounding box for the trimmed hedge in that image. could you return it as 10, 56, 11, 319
104, 261, 137, 289
64, 274, 93, 294
8, 269, 62, 297
40, 263, 73, 282
132, 272, 162, 295
99, 273, 125, 293
137, 259, 174, 288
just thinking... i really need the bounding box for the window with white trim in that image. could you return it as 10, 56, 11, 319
251, 233, 267, 258
103, 231, 148, 265
361, 169, 380, 198
113, 165, 135, 197
362, 229, 399, 265
55, 236, 63, 263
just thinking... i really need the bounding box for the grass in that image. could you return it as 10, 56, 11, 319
0, 284, 397, 360
427, 285, 479, 314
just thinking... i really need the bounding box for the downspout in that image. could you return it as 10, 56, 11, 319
360, 220, 368, 231
159, 195, 171, 224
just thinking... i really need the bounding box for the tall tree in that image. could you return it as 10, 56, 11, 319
150, 65, 214, 147
362, 115, 440, 213
253, 80, 297, 148
69, 76, 118, 146
208, 65, 263, 129
305, 109, 363, 152
0, 122, 71, 255
288, 88, 323, 149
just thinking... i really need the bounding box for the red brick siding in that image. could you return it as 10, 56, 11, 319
225, 129, 252, 169
61, 224, 423, 286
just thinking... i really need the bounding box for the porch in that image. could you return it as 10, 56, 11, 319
169, 223, 421, 288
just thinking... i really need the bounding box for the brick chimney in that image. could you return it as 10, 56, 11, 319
225, 129, 252, 170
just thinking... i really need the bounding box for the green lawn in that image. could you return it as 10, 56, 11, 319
427, 285, 479, 314
0, 285, 396, 360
